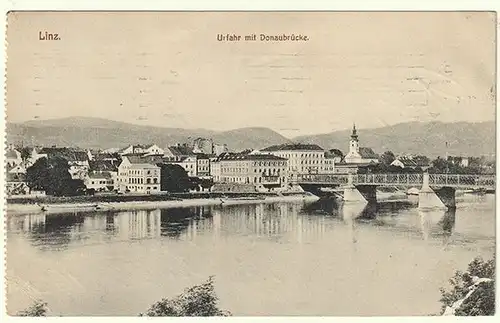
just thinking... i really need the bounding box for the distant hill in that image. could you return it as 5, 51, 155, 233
292, 121, 495, 158
6, 117, 290, 152
6, 117, 494, 157
212, 127, 292, 151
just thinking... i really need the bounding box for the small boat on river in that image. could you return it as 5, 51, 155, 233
39, 203, 111, 212
220, 196, 266, 205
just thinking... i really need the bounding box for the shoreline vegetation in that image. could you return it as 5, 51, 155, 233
17, 277, 230, 317
6, 191, 320, 215
16, 256, 495, 317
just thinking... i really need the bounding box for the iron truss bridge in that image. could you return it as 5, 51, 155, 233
296, 173, 495, 190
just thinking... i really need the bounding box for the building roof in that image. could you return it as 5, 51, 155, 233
89, 160, 118, 172
394, 157, 430, 167
88, 171, 113, 179
261, 143, 324, 152
336, 161, 377, 167
124, 155, 166, 165
359, 147, 379, 159
38, 147, 89, 161
167, 145, 195, 156
129, 163, 160, 169
94, 152, 118, 160
175, 156, 196, 162
118, 144, 156, 153
103, 148, 120, 153
217, 153, 286, 162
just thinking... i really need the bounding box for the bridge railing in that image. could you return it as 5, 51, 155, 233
355, 174, 423, 185
297, 174, 349, 184
429, 174, 495, 188
296, 173, 495, 189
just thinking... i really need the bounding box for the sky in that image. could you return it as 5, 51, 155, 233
6, 12, 496, 136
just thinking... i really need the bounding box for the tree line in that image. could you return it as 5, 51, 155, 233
364, 151, 495, 175
24, 157, 213, 197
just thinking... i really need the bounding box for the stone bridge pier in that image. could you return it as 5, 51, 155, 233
418, 173, 456, 209
342, 174, 377, 204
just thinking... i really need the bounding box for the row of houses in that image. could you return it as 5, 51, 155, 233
8, 125, 482, 195
4, 141, 229, 195
3, 126, 381, 195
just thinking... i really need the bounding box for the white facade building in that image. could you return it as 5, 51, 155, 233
85, 172, 114, 192
117, 157, 161, 193
210, 157, 221, 182
172, 156, 198, 177
260, 143, 326, 180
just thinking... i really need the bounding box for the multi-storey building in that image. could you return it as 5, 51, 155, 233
195, 153, 211, 178
163, 144, 195, 161
117, 156, 161, 193
213, 153, 288, 189
87, 160, 119, 191
85, 172, 114, 192
260, 143, 325, 179
173, 156, 198, 177
164, 144, 199, 177
210, 156, 221, 181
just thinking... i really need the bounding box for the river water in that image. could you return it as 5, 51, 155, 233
6, 193, 495, 316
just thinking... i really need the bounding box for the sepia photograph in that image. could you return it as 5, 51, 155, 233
3, 11, 497, 316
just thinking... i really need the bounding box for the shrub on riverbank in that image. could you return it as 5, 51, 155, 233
16, 278, 229, 317
140, 276, 231, 316
16, 300, 47, 316
440, 256, 495, 316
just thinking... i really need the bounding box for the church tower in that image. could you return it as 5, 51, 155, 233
349, 123, 359, 154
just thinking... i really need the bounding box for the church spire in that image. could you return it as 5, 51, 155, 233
351, 123, 358, 141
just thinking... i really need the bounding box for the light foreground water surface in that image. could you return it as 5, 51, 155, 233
6, 194, 495, 316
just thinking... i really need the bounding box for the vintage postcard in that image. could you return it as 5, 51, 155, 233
3, 11, 496, 317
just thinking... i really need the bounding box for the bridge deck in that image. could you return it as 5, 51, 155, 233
297, 173, 495, 190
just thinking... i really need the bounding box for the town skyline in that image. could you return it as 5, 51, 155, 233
4, 11, 496, 318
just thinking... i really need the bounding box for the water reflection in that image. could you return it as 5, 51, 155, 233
4, 197, 481, 252
419, 208, 456, 243
17, 213, 86, 250
5, 195, 495, 316
213, 203, 308, 241
105, 213, 117, 233
159, 207, 212, 239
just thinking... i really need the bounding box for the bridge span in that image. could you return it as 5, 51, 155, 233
296, 173, 495, 209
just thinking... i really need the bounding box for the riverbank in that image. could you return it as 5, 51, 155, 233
6, 192, 320, 215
